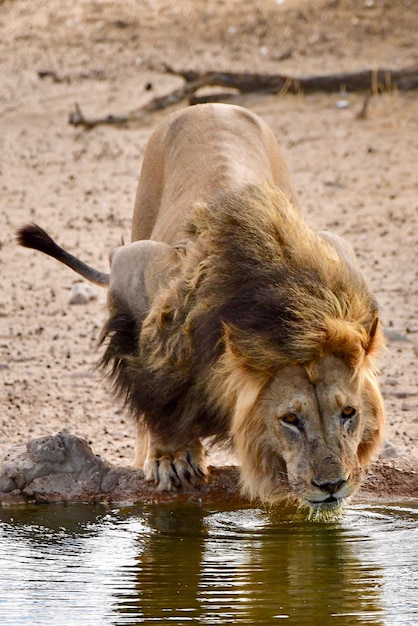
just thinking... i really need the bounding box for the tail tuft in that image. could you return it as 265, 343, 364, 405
16, 223, 59, 255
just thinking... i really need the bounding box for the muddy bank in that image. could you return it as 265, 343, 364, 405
0, 433, 416, 508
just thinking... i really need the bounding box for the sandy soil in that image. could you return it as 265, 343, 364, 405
1, 1, 417, 481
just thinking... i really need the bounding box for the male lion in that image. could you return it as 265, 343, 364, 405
17, 103, 384, 513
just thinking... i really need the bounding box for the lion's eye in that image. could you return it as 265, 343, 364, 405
341, 406, 357, 420
281, 413, 302, 429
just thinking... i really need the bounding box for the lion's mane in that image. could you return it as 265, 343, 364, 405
100, 184, 383, 454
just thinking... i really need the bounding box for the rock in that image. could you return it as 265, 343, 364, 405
402, 402, 412, 411
384, 329, 412, 343
0, 432, 244, 506
0, 431, 106, 500
379, 439, 399, 459
68, 282, 97, 305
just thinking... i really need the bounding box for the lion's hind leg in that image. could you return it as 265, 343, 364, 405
143, 436, 208, 491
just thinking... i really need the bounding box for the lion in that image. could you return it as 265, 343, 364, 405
17, 103, 385, 513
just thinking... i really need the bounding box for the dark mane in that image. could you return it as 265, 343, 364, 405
182, 184, 379, 370
99, 184, 382, 440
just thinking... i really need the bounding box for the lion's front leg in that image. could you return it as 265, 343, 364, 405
143, 434, 208, 491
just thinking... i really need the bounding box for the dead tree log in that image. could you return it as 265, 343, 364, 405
165, 65, 418, 94
68, 65, 418, 130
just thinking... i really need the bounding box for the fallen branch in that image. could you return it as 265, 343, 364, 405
38, 69, 106, 84
164, 65, 418, 95
69, 103, 129, 129
0, 433, 416, 507
68, 65, 418, 130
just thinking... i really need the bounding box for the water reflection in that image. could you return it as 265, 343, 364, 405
202, 510, 384, 624
0, 502, 417, 625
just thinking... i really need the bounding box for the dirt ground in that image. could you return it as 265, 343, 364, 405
1, 0, 417, 487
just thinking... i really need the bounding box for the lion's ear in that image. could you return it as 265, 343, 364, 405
365, 315, 383, 356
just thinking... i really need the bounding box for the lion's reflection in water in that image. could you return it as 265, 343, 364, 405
129, 504, 386, 625
2, 503, 418, 624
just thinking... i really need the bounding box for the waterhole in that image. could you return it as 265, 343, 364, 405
0, 501, 417, 625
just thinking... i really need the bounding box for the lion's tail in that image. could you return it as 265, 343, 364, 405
17, 223, 110, 287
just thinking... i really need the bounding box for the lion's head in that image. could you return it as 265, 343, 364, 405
227, 354, 383, 512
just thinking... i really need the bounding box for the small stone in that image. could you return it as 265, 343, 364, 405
384, 329, 412, 343
380, 440, 399, 459
68, 282, 97, 305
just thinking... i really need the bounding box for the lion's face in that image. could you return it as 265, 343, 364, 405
232, 355, 384, 511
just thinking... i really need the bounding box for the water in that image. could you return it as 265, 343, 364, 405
0, 501, 417, 626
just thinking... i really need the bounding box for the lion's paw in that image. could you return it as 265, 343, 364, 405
143, 442, 208, 491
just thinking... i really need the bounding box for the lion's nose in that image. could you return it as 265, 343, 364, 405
312, 478, 347, 495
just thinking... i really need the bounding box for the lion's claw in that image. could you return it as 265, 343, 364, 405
143, 444, 208, 491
